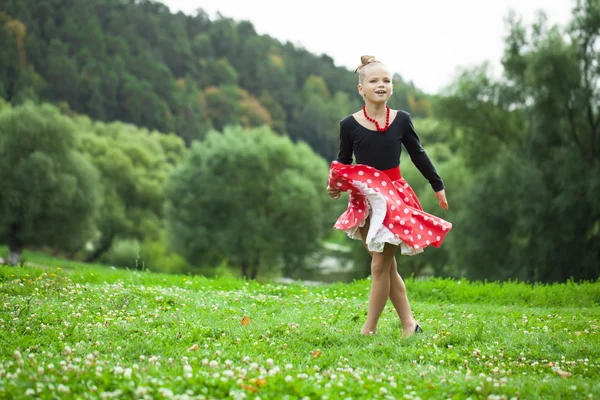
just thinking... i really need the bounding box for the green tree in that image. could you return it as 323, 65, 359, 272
204, 84, 272, 131
76, 118, 187, 262
173, 78, 211, 144
436, 1, 600, 282
0, 13, 22, 100
0, 102, 101, 264
205, 58, 238, 86
259, 92, 286, 134
43, 39, 78, 105
165, 125, 330, 279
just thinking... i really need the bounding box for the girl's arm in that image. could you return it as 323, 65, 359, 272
327, 120, 353, 191
336, 119, 353, 165
401, 113, 444, 192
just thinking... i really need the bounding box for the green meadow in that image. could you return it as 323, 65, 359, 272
1, 252, 599, 399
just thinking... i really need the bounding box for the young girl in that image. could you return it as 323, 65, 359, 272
327, 55, 452, 337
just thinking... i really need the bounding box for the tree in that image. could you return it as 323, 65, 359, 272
165, 125, 331, 279
173, 77, 212, 144
204, 84, 272, 132
0, 102, 101, 264
75, 118, 187, 262
0, 13, 23, 100
435, 1, 600, 282
43, 40, 78, 105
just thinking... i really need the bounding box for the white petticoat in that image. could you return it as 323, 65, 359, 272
341, 181, 423, 256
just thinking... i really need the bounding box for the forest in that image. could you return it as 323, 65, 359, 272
0, 0, 597, 282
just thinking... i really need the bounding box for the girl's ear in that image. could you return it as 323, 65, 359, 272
357, 84, 363, 97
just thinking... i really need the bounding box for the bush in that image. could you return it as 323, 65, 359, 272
102, 238, 142, 269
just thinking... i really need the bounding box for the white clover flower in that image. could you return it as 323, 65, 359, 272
136, 387, 147, 396
158, 388, 174, 398
124, 368, 132, 379
57, 384, 70, 393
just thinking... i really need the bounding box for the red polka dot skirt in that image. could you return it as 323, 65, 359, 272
328, 161, 452, 255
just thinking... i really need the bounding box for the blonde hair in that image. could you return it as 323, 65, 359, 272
354, 55, 383, 83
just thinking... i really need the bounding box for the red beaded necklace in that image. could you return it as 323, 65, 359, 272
362, 105, 390, 132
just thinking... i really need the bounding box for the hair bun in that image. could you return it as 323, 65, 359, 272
354, 55, 377, 73
361, 55, 376, 64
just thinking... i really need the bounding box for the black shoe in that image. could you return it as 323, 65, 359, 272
415, 323, 423, 333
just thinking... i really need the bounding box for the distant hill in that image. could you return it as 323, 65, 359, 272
0, 0, 432, 159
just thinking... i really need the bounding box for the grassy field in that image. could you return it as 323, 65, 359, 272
1, 253, 599, 399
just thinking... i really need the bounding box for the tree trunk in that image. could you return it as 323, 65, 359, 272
241, 259, 249, 279
8, 223, 23, 265
84, 233, 114, 263
250, 255, 260, 280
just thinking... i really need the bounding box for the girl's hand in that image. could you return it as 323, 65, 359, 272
327, 185, 341, 200
435, 189, 449, 210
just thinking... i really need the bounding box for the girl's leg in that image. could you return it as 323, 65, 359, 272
388, 258, 418, 337
361, 243, 397, 334
359, 216, 418, 336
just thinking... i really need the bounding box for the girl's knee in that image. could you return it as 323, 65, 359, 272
371, 255, 392, 278
371, 263, 388, 278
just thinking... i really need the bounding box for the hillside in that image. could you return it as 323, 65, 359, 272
0, 0, 431, 160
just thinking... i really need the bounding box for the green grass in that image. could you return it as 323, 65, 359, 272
1, 255, 599, 399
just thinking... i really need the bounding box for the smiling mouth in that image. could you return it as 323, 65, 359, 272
375, 91, 386, 94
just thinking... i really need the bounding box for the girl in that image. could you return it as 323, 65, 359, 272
327, 55, 451, 337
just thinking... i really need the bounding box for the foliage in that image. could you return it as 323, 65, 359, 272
0, 102, 101, 263
0, 0, 432, 158
435, 0, 600, 282
75, 117, 187, 262
101, 238, 142, 269
165, 125, 331, 278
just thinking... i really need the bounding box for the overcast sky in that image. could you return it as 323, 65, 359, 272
160, 0, 573, 94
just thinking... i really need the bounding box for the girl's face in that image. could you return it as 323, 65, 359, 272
358, 64, 393, 104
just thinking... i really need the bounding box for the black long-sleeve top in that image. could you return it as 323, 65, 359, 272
336, 110, 444, 192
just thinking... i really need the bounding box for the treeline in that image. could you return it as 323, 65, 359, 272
0, 0, 431, 160
0, 101, 336, 278
433, 1, 600, 282
0, 0, 598, 283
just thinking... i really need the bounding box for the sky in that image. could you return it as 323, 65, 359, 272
160, 0, 573, 94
